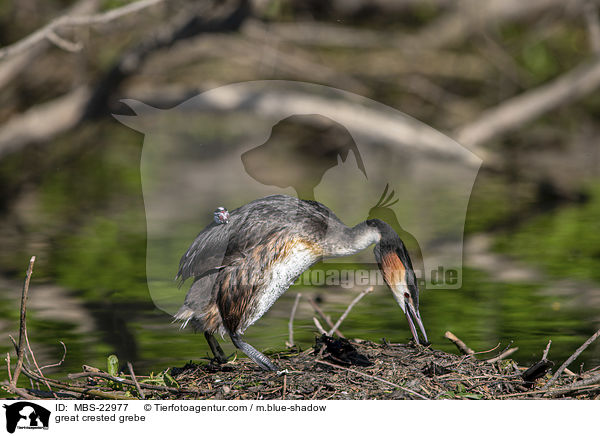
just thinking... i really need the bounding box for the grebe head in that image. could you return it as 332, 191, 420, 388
368, 219, 428, 345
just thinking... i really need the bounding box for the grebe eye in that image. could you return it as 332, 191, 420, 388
404, 292, 410, 299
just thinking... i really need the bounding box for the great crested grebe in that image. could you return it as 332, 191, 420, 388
175, 195, 427, 371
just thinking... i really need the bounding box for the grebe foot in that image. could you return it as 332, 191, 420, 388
204, 331, 228, 364
230, 333, 279, 371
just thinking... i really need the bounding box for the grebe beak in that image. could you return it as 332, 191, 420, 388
403, 298, 428, 346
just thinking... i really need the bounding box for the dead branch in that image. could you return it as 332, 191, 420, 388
286, 293, 302, 348
0, 0, 167, 61
82, 0, 250, 120
472, 342, 501, 355
0, 0, 99, 90
308, 298, 344, 338
127, 362, 145, 399
5, 352, 12, 384
12, 256, 36, 388
411, 0, 588, 50
282, 374, 287, 400
486, 347, 519, 363
1, 382, 42, 400
444, 331, 475, 355
24, 327, 56, 397
312, 317, 327, 335
327, 287, 373, 337
544, 328, 600, 389
542, 340, 552, 360
39, 341, 67, 371
22, 366, 132, 400
455, 55, 600, 148
0, 87, 90, 159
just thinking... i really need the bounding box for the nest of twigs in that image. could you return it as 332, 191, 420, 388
3, 259, 600, 400
5, 335, 600, 400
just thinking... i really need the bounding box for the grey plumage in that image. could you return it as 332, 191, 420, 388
174, 194, 426, 371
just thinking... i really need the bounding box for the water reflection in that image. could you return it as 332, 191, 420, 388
1, 264, 598, 378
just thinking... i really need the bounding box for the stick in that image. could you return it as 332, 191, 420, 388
444, 331, 474, 356
282, 374, 287, 400
312, 317, 327, 335
486, 347, 518, 363
327, 287, 373, 337
308, 297, 344, 338
456, 55, 600, 148
472, 342, 501, 355
314, 359, 429, 400
0, 0, 167, 60
499, 374, 600, 399
12, 256, 35, 387
1, 382, 42, 400
542, 340, 552, 360
24, 327, 56, 397
21, 366, 132, 400
127, 362, 145, 399
39, 341, 67, 371
5, 352, 12, 384
544, 328, 600, 389
286, 293, 302, 348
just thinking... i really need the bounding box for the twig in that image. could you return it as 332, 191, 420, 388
1, 381, 42, 400
314, 359, 429, 400
444, 331, 474, 356
312, 317, 327, 335
18, 365, 130, 399
39, 341, 67, 371
472, 342, 501, 355
45, 29, 83, 53
499, 374, 600, 399
544, 328, 600, 389
282, 374, 287, 400
0, 87, 90, 160
308, 297, 344, 338
327, 287, 373, 337
456, 55, 600, 148
12, 256, 35, 387
5, 352, 12, 384
542, 340, 552, 361
24, 327, 56, 397
127, 362, 145, 400
310, 385, 323, 400
286, 293, 302, 348
0, 0, 166, 60
486, 347, 518, 363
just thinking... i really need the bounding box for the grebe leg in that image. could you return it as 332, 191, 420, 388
204, 332, 227, 364
230, 332, 279, 371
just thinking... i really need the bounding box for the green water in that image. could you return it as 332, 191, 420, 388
0, 124, 599, 384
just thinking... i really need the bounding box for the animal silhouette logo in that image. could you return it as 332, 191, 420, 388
113, 80, 481, 314
241, 114, 367, 200
3, 402, 50, 433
